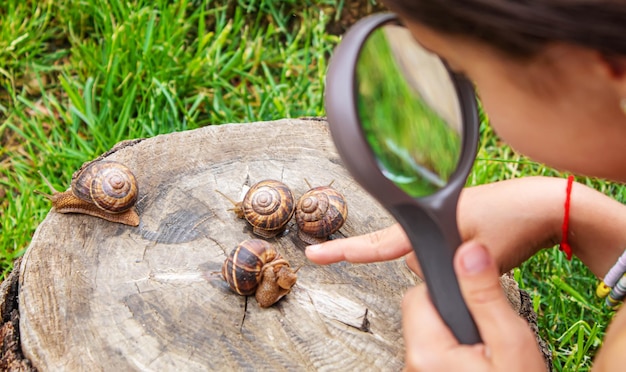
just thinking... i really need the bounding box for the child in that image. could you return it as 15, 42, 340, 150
307, 1, 626, 370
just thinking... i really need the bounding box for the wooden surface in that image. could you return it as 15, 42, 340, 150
19, 118, 419, 371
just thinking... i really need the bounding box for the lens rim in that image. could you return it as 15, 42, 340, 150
325, 12, 481, 344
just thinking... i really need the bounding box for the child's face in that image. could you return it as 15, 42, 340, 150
401, 19, 626, 182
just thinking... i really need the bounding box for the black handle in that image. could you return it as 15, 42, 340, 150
393, 204, 481, 344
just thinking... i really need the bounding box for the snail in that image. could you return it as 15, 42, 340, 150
37, 161, 140, 226
217, 180, 295, 239
222, 239, 298, 308
295, 183, 348, 244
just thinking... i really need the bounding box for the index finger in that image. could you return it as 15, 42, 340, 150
305, 224, 412, 264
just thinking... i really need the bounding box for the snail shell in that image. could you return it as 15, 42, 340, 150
222, 239, 297, 307
237, 180, 295, 239
71, 161, 138, 213
295, 186, 348, 245
39, 161, 140, 226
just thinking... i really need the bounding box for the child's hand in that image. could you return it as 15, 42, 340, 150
402, 241, 545, 371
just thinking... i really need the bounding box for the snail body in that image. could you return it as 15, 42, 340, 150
228, 180, 296, 239
222, 239, 297, 307
295, 185, 348, 244
39, 161, 140, 226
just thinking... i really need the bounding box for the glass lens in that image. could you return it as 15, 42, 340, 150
356, 25, 463, 198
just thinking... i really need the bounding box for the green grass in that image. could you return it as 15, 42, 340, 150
1, 1, 624, 370
1, 0, 339, 274
357, 27, 460, 197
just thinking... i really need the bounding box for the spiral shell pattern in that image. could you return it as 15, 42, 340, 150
222, 239, 279, 295
296, 186, 347, 239
71, 161, 138, 214
242, 180, 295, 237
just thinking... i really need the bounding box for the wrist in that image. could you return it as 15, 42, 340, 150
567, 181, 626, 277
458, 176, 565, 272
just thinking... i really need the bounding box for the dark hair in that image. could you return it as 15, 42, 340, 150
383, 0, 626, 58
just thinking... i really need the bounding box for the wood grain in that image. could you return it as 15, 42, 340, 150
19, 119, 418, 371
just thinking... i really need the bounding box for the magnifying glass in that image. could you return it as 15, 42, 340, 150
325, 13, 481, 344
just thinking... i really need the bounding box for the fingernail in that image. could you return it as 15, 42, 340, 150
306, 244, 321, 253
460, 243, 490, 275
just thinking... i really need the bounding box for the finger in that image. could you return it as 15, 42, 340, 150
404, 252, 423, 278
454, 242, 540, 360
402, 285, 458, 356
305, 224, 412, 264
403, 284, 492, 372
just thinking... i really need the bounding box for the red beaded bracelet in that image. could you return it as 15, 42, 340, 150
559, 175, 575, 260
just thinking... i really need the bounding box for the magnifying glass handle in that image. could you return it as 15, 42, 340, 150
393, 205, 481, 345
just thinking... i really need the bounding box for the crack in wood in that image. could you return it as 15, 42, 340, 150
140, 242, 150, 263
299, 287, 332, 338
297, 116, 327, 122
205, 236, 228, 258
212, 173, 219, 190
330, 230, 348, 240
191, 214, 214, 232
136, 193, 149, 206
334, 308, 372, 333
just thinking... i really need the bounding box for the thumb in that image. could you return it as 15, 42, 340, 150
454, 242, 530, 350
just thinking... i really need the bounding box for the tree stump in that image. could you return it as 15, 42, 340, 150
18, 118, 414, 370
13, 118, 551, 370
